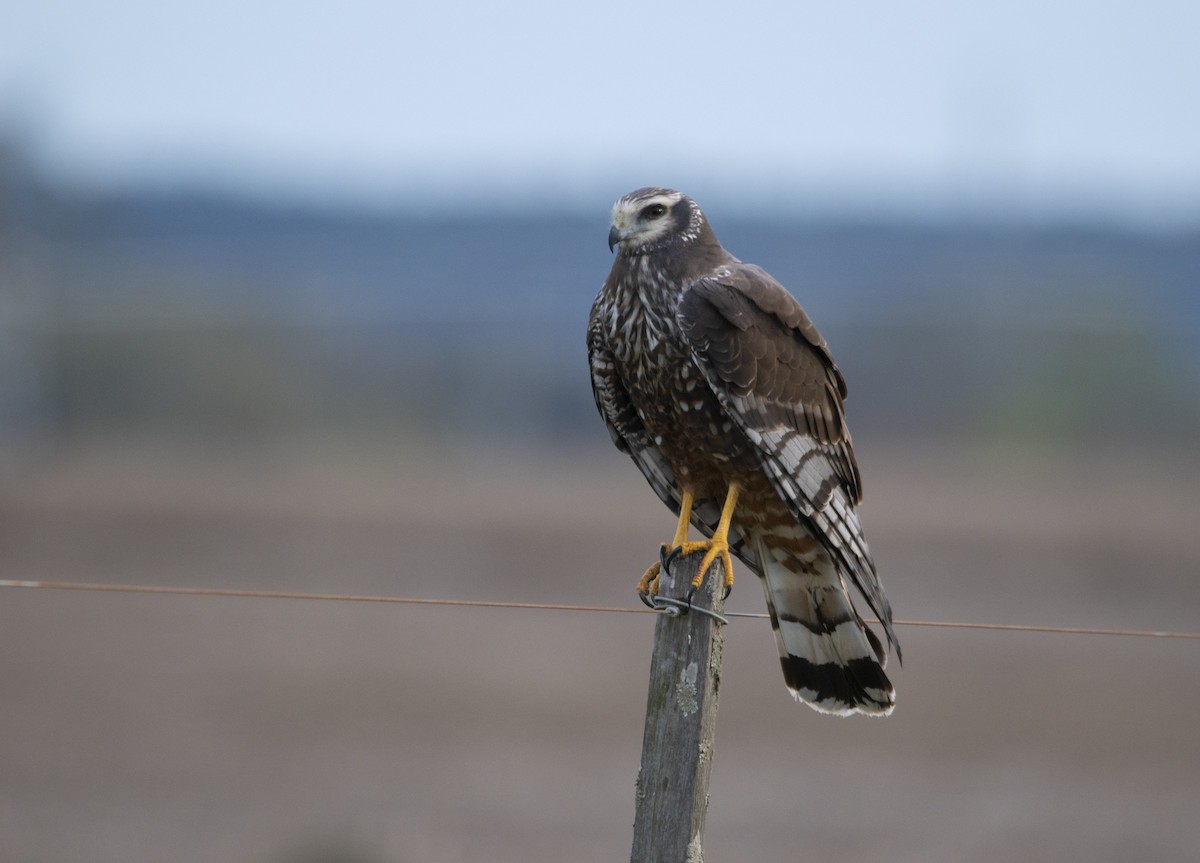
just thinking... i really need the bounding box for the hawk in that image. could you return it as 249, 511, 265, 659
587, 187, 898, 716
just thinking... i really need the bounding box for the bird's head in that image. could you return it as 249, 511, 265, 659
608, 187, 705, 255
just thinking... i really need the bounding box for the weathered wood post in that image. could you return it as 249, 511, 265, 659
630, 552, 727, 863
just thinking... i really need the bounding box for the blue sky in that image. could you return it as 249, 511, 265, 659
3, 0, 1198, 222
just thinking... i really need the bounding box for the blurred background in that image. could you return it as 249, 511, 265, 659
1, 2, 1198, 862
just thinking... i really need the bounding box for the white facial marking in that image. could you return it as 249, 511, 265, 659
610, 190, 685, 251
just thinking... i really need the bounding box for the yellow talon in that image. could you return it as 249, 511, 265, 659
636, 559, 662, 607
673, 539, 735, 595
635, 488, 695, 603
636, 485, 740, 603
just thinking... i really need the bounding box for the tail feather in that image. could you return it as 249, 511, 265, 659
754, 533, 894, 716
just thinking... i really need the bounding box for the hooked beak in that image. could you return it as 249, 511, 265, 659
607, 225, 621, 253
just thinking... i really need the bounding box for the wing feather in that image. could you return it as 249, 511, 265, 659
677, 265, 897, 652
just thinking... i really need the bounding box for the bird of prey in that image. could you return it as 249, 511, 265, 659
587, 187, 898, 716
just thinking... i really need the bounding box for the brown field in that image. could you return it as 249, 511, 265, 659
2, 438, 1198, 862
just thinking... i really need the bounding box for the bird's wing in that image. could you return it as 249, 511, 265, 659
676, 264, 896, 649
586, 305, 680, 509
587, 299, 758, 570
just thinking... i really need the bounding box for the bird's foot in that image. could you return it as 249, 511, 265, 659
635, 557, 663, 609
635, 543, 676, 608
638, 540, 734, 612
665, 539, 735, 607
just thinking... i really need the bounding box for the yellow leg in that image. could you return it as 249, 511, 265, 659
636, 485, 739, 607
635, 490, 694, 606
671, 484, 738, 599
669, 489, 694, 549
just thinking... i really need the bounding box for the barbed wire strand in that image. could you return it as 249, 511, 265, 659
1, 578, 1197, 641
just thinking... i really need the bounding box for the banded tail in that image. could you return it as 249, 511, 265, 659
752, 533, 895, 716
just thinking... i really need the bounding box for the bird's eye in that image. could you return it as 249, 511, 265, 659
641, 203, 668, 219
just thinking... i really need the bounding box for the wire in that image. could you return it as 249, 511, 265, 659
2, 578, 1197, 641
728, 610, 1200, 639
0, 579, 649, 614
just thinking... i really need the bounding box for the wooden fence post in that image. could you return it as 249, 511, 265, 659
630, 552, 727, 863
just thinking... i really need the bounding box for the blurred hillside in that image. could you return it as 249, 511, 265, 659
2, 141, 1198, 462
